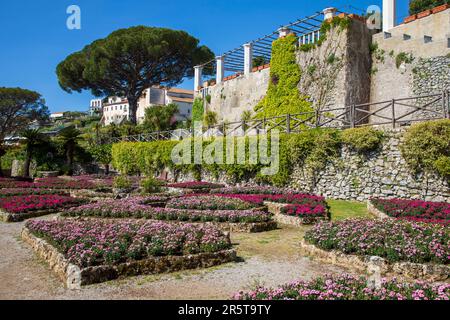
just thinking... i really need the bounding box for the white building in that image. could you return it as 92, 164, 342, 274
50, 112, 65, 120
89, 99, 103, 116
101, 87, 194, 126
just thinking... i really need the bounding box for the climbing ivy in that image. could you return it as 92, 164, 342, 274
254, 33, 312, 118
192, 98, 204, 123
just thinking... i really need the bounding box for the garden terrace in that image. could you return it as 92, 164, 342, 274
166, 195, 258, 210
369, 198, 450, 225
166, 181, 225, 193
0, 195, 85, 222
23, 219, 235, 287
210, 186, 290, 195
233, 274, 450, 300
0, 177, 100, 190
0, 188, 68, 198
305, 219, 449, 265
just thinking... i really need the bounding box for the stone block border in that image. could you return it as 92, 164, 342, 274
367, 200, 391, 220
265, 202, 328, 226
0, 208, 60, 223
299, 239, 449, 282
22, 227, 237, 289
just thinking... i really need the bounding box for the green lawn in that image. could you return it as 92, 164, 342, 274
327, 199, 371, 221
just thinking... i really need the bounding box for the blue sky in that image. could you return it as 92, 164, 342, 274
0, 0, 410, 113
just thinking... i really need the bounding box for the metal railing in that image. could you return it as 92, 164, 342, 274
106, 90, 450, 144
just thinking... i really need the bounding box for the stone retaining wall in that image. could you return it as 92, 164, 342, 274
299, 239, 449, 282
366, 200, 390, 220
22, 227, 237, 289
0, 208, 60, 223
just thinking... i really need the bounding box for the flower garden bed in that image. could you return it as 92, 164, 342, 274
0, 188, 67, 198
234, 274, 450, 300
62, 197, 276, 233
167, 181, 225, 194
302, 219, 449, 281
166, 195, 258, 210
22, 219, 236, 288
210, 186, 288, 195
0, 195, 85, 222
0, 177, 100, 190
368, 198, 449, 225
265, 201, 329, 226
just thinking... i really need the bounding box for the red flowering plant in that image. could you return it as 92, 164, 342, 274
371, 198, 450, 225
0, 195, 84, 214
0, 177, 101, 190
0, 188, 67, 198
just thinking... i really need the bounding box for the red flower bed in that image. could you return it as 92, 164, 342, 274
371, 198, 450, 225
167, 181, 224, 190
281, 203, 328, 218
0, 195, 84, 213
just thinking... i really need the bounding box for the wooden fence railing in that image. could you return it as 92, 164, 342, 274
106, 90, 450, 144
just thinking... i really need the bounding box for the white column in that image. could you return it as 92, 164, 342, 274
323, 7, 337, 20
194, 66, 203, 92
383, 0, 396, 32
278, 27, 290, 38
243, 43, 253, 75
216, 56, 224, 84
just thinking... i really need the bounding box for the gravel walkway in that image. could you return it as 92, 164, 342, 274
0, 216, 356, 300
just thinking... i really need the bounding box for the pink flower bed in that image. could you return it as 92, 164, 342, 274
0, 188, 67, 198
0, 195, 84, 214
167, 181, 224, 190
26, 219, 232, 268
234, 274, 450, 300
371, 198, 450, 225
0, 177, 98, 190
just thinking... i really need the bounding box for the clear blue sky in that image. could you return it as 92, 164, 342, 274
0, 0, 410, 113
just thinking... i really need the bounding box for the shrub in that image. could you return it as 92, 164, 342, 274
341, 127, 384, 153
192, 98, 204, 123
305, 219, 449, 264
113, 176, 133, 190
234, 274, 450, 300
140, 176, 164, 194
400, 119, 450, 177
409, 0, 449, 15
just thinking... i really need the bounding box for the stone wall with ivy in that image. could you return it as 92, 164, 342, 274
291, 127, 449, 202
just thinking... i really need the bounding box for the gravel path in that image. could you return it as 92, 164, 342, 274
0, 216, 356, 300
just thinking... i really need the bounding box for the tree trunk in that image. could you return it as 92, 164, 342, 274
0, 145, 5, 177
23, 150, 32, 178
67, 146, 74, 176
104, 164, 110, 175
0, 158, 3, 177
127, 98, 138, 125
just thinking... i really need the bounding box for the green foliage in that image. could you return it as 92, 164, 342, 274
409, 0, 449, 15
205, 94, 212, 104
252, 56, 269, 67
56, 26, 214, 124
142, 103, 179, 132
192, 98, 204, 123
113, 175, 133, 189
400, 119, 450, 178
203, 110, 218, 127
395, 52, 415, 69
254, 34, 312, 118
341, 127, 384, 153
112, 129, 341, 186
140, 176, 164, 194
56, 126, 83, 175
88, 144, 112, 165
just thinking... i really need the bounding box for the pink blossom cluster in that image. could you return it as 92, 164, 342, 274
305, 219, 449, 264
233, 274, 450, 300
281, 203, 328, 219
26, 219, 231, 268
0, 195, 84, 214
64, 196, 271, 223
371, 198, 450, 225
210, 186, 288, 195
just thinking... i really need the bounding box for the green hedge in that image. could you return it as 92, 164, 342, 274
409, 0, 449, 15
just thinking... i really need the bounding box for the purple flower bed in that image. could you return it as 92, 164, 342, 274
63, 197, 271, 223
371, 198, 450, 225
167, 181, 224, 190
0, 177, 99, 190
233, 274, 450, 300
305, 219, 449, 264
26, 219, 232, 268
166, 196, 257, 210
210, 186, 288, 195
